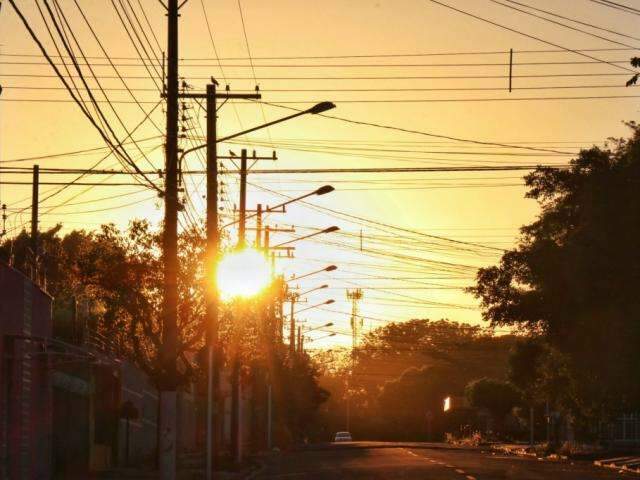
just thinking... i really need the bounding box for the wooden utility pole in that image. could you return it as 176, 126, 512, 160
31, 165, 39, 282
160, 0, 180, 477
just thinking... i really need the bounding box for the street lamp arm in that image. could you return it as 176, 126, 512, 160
303, 321, 334, 333
178, 101, 335, 166
286, 265, 337, 282
284, 299, 334, 316
297, 284, 328, 297
272, 226, 340, 248
221, 187, 334, 230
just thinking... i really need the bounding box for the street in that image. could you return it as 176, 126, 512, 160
258, 442, 633, 479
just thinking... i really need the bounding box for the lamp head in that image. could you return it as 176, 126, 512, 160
325, 299, 335, 305
320, 284, 329, 289
315, 185, 334, 196
323, 226, 340, 234
307, 101, 336, 114
326, 322, 334, 327
324, 265, 337, 272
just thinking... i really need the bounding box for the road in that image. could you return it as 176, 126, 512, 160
257, 442, 633, 479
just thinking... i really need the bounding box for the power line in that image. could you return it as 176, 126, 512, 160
1, 59, 635, 67
1, 72, 632, 81
255, 100, 573, 155
0, 165, 568, 175
251, 182, 505, 252
0, 135, 162, 164
8, 94, 640, 104
7, 0, 160, 192
489, 0, 640, 49
591, 0, 640, 16
1, 46, 638, 60
427, 0, 637, 74
3, 83, 639, 93
502, 0, 640, 42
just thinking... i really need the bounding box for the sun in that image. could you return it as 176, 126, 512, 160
216, 248, 271, 300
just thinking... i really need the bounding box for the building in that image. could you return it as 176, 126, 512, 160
0, 261, 53, 479
1, 261, 199, 478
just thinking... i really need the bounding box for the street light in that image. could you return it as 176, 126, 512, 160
308, 332, 337, 342
270, 225, 340, 248
299, 329, 336, 354
272, 226, 339, 249
286, 265, 337, 283
303, 321, 334, 333
286, 299, 335, 317
179, 102, 336, 162
220, 186, 335, 230
296, 284, 328, 297
198, 98, 335, 473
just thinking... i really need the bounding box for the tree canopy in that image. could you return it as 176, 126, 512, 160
471, 123, 640, 421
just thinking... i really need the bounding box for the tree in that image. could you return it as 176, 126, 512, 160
465, 378, 521, 430
0, 221, 206, 384
378, 364, 459, 440
315, 319, 517, 440
471, 123, 640, 422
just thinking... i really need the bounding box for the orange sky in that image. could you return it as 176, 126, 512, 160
1, 0, 639, 347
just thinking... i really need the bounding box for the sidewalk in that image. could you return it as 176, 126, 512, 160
96, 462, 262, 480
494, 442, 640, 475
594, 456, 640, 475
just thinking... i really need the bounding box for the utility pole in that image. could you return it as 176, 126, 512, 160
346, 288, 363, 432
289, 295, 297, 355
160, 0, 180, 477
231, 149, 248, 465
255, 204, 262, 248
239, 149, 247, 247
31, 165, 39, 283
177, 89, 261, 478
205, 82, 219, 480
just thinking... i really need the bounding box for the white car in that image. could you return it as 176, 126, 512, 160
334, 431, 352, 442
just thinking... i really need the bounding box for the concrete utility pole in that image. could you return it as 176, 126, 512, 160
289, 295, 297, 355
31, 165, 39, 282
160, 0, 181, 477
231, 149, 249, 466
205, 83, 219, 480
346, 288, 364, 432
178, 92, 262, 477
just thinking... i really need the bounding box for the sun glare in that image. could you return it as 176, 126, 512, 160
217, 249, 271, 300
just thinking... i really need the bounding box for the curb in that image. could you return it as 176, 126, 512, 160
302, 442, 483, 453
594, 457, 640, 475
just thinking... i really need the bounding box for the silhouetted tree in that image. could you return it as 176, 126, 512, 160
378, 365, 458, 440
471, 123, 640, 423
465, 378, 521, 433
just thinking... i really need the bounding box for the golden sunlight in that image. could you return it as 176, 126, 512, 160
216, 249, 271, 300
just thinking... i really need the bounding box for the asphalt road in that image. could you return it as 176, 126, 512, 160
257, 442, 633, 479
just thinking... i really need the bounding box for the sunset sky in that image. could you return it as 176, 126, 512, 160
1, 0, 639, 347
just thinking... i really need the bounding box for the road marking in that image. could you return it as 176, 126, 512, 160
455, 469, 466, 474
466, 476, 477, 480
445, 464, 455, 468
